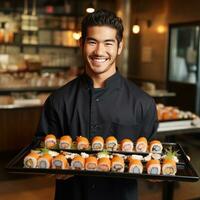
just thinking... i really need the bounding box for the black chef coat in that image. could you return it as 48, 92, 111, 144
36, 71, 158, 200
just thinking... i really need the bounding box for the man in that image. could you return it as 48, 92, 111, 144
37, 9, 158, 200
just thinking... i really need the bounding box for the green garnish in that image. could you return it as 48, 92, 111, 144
164, 146, 179, 159
40, 148, 49, 154
98, 149, 110, 156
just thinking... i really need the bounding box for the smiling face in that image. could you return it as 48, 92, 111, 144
81, 26, 123, 79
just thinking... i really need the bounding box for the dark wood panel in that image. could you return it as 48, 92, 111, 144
167, 82, 197, 112
0, 107, 42, 152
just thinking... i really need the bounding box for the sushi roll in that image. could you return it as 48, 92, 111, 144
37, 153, 52, 169
135, 137, 148, 153
149, 140, 163, 154
97, 157, 111, 172
91, 136, 104, 151
162, 159, 177, 175
120, 138, 134, 152
105, 136, 118, 151
128, 158, 143, 174
171, 108, 179, 120
111, 155, 125, 172
157, 105, 164, 121
146, 159, 161, 175
59, 135, 72, 149
52, 154, 69, 169
71, 155, 85, 170
45, 134, 57, 149
76, 136, 89, 150
85, 156, 98, 171
24, 152, 40, 168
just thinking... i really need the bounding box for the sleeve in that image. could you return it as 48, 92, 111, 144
36, 95, 63, 138
140, 98, 158, 140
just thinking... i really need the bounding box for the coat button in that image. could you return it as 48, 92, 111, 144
95, 98, 100, 102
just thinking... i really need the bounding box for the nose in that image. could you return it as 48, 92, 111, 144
94, 43, 105, 55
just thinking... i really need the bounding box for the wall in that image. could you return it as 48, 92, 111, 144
128, 0, 200, 88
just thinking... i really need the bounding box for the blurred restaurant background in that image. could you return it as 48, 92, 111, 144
0, 0, 200, 199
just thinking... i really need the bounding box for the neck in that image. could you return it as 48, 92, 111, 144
86, 69, 116, 88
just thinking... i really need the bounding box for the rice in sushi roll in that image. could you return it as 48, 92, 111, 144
45, 134, 57, 149
71, 155, 85, 170
52, 154, 69, 169
85, 156, 98, 171
120, 138, 134, 152
149, 140, 163, 154
146, 159, 161, 175
105, 136, 118, 151
59, 135, 72, 149
37, 153, 52, 169
76, 136, 89, 150
24, 152, 40, 168
135, 137, 148, 153
128, 158, 143, 174
91, 136, 104, 151
111, 155, 125, 172
97, 157, 111, 172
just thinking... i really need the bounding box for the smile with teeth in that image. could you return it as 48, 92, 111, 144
90, 57, 108, 63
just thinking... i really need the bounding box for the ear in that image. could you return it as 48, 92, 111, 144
117, 40, 123, 55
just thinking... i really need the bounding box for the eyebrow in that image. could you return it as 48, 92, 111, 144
86, 37, 116, 43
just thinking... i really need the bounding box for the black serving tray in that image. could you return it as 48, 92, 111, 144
6, 139, 199, 182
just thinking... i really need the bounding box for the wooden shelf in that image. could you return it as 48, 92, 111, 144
0, 86, 59, 94
41, 66, 70, 70
0, 43, 79, 49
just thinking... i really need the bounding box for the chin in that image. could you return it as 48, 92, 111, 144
92, 66, 108, 74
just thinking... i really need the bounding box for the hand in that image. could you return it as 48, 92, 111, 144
56, 174, 74, 180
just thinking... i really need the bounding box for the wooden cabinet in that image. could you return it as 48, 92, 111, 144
0, 106, 42, 152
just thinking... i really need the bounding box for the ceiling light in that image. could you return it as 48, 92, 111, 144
73, 31, 81, 40
132, 24, 140, 34
86, 2, 95, 13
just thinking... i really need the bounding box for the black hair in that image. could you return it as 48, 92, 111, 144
81, 9, 124, 45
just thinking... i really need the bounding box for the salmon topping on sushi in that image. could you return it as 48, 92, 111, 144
52, 154, 69, 169
76, 136, 89, 150
111, 156, 125, 172
44, 134, 57, 149
128, 158, 143, 174
135, 137, 148, 152
98, 157, 111, 172
85, 156, 98, 171
91, 136, 104, 151
105, 136, 118, 151
71, 156, 85, 170
59, 135, 72, 149
24, 152, 40, 168
162, 157, 177, 175
37, 153, 52, 169
120, 139, 133, 152
149, 140, 163, 154
146, 159, 161, 175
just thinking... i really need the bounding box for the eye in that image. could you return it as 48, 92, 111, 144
105, 42, 113, 46
87, 40, 96, 45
